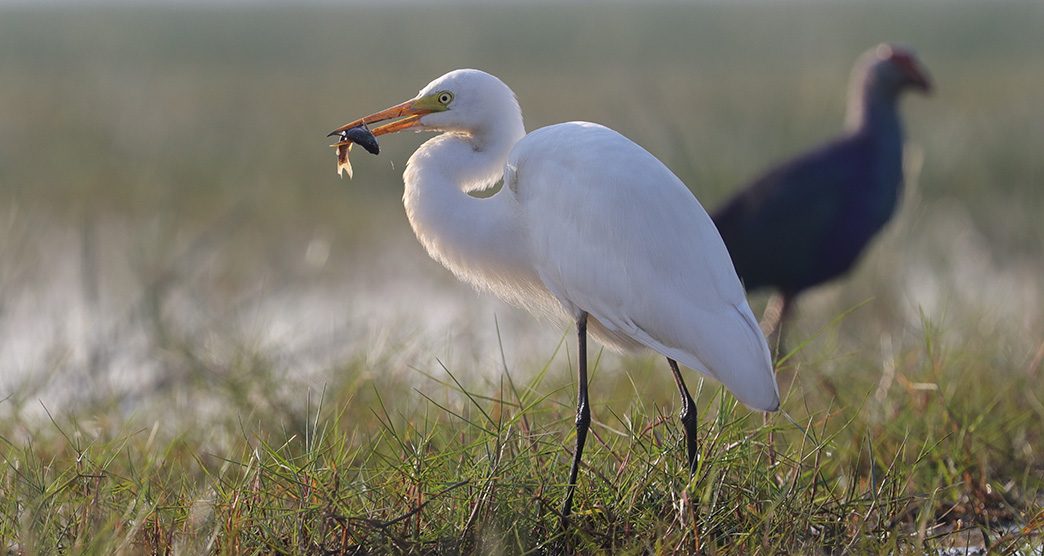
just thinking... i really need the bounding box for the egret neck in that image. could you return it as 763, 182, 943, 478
402, 111, 534, 303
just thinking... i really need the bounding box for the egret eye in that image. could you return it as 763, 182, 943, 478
437, 92, 453, 105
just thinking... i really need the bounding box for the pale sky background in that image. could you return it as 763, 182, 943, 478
0, 0, 999, 6
0, 0, 628, 5
0, 0, 624, 4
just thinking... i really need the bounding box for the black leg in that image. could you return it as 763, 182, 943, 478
668, 358, 699, 475
561, 312, 590, 530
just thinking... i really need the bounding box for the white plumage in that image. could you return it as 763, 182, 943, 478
506, 122, 778, 411
330, 68, 779, 524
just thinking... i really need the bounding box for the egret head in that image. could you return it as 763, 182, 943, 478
329, 69, 522, 140
859, 44, 932, 96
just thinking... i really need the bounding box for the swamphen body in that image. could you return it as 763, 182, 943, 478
713, 44, 931, 333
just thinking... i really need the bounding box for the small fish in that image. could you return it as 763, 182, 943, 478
343, 126, 380, 155
329, 124, 380, 179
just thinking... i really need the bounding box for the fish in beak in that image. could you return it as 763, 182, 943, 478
327, 95, 445, 178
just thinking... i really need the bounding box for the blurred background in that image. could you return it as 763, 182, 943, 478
0, 0, 1041, 425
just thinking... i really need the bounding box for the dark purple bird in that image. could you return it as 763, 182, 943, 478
713, 44, 931, 337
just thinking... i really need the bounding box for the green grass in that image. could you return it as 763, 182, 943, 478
0, 1, 1042, 553
1, 318, 1041, 553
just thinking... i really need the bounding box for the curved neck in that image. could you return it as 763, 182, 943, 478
402, 120, 532, 296
845, 81, 904, 140
845, 81, 907, 192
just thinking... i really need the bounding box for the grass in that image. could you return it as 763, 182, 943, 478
1, 314, 1041, 553
0, 1, 1042, 553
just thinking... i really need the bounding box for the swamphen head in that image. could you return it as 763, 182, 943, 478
845, 44, 931, 133
857, 44, 933, 96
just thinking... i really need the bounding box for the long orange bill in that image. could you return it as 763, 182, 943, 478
327, 98, 432, 140
328, 97, 438, 178
327, 98, 433, 178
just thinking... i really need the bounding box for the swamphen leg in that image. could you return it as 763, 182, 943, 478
760, 292, 794, 355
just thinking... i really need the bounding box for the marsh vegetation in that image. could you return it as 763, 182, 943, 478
0, 2, 1041, 553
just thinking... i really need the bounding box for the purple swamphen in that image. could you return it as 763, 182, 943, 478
713, 44, 932, 339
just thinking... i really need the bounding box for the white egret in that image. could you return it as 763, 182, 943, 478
329, 69, 780, 526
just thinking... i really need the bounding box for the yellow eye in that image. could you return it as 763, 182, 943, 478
437, 91, 453, 105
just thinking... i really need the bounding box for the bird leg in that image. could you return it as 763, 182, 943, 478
667, 358, 699, 475
760, 292, 793, 355
561, 311, 590, 530
759, 293, 784, 336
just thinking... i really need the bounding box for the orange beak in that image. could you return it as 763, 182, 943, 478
327, 98, 434, 141
327, 97, 438, 178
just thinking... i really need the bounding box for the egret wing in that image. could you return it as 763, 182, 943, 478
508, 122, 779, 411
